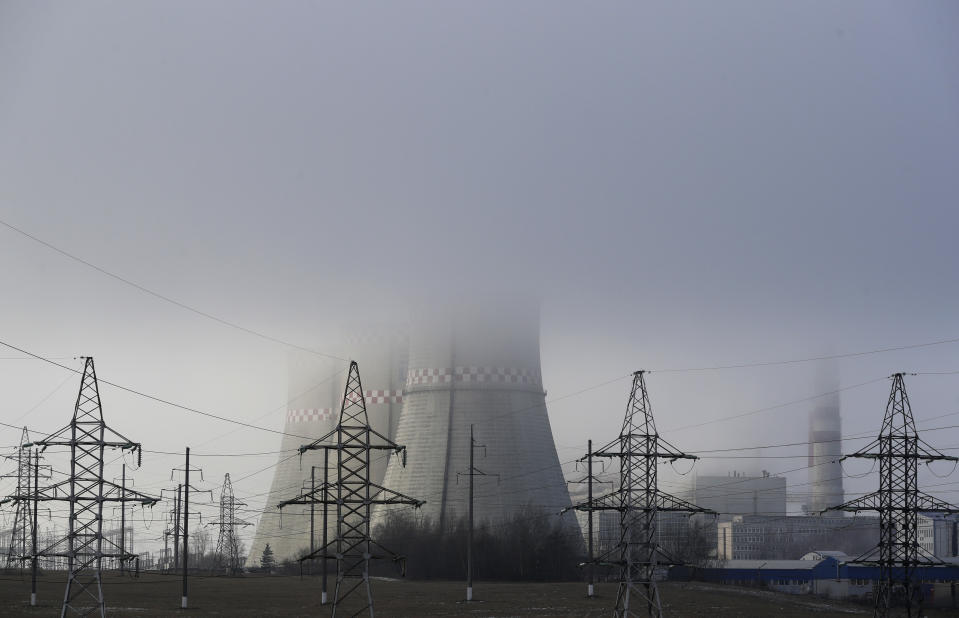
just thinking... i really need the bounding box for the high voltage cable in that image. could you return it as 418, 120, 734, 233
0, 339, 629, 449
192, 364, 348, 449
3, 337, 956, 455
0, 218, 348, 362
0, 339, 314, 441
651, 337, 959, 373
662, 376, 888, 433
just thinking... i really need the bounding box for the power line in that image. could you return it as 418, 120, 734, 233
662, 376, 888, 433
651, 336, 959, 373
0, 339, 314, 441
0, 218, 347, 362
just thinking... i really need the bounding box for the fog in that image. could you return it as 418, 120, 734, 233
1, 2, 957, 555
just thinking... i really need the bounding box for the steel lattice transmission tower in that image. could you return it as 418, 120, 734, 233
2, 427, 33, 569
569, 371, 713, 618
23, 357, 158, 617
209, 473, 252, 574
278, 360, 424, 617
824, 373, 959, 618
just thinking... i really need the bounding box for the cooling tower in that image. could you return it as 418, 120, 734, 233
808, 369, 843, 516
247, 327, 409, 566
247, 349, 341, 566
375, 300, 576, 531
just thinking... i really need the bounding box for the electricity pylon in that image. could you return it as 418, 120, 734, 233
568, 371, 714, 618
22, 357, 158, 617
2, 427, 33, 569
824, 373, 959, 618
208, 473, 252, 574
278, 360, 424, 617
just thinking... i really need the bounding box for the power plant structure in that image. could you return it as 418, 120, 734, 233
375, 301, 576, 531
247, 326, 408, 566
249, 301, 578, 565
808, 369, 844, 516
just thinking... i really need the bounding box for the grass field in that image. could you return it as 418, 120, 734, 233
0, 574, 952, 616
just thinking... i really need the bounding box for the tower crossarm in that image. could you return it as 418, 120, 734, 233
915, 436, 957, 460
298, 432, 408, 456
843, 450, 959, 463
368, 483, 425, 506
276, 482, 335, 509
565, 488, 626, 513
594, 448, 698, 461
824, 487, 959, 516
914, 491, 959, 513
278, 482, 424, 509
101, 481, 160, 505
594, 434, 698, 462
654, 490, 716, 514
822, 491, 883, 514
206, 519, 253, 527
25, 438, 140, 451
297, 429, 337, 454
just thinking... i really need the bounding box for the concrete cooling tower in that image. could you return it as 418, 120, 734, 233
808, 368, 844, 516
247, 327, 408, 566
375, 301, 576, 532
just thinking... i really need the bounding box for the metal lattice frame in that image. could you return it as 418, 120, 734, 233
2, 427, 32, 569
209, 473, 251, 574
20, 358, 157, 617
824, 373, 959, 618
278, 361, 423, 617
568, 371, 713, 618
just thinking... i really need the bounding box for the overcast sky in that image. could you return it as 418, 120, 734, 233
1, 2, 957, 551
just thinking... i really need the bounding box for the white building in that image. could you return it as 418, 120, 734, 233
919, 513, 958, 558
717, 515, 877, 560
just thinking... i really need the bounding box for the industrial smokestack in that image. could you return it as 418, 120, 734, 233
808, 365, 843, 515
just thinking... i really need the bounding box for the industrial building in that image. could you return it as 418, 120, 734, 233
717, 514, 878, 561
919, 513, 959, 558
672, 552, 959, 608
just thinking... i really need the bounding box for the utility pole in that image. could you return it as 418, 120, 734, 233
120, 464, 126, 574
10, 357, 157, 616
566, 439, 609, 598
322, 447, 329, 604
566, 371, 714, 618
278, 361, 424, 616
587, 440, 594, 598
182, 447, 189, 609
824, 373, 959, 618
310, 465, 316, 562
31, 450, 39, 606
170, 449, 208, 609
456, 424, 497, 602
299, 462, 325, 579
173, 485, 181, 572
468, 425, 475, 603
